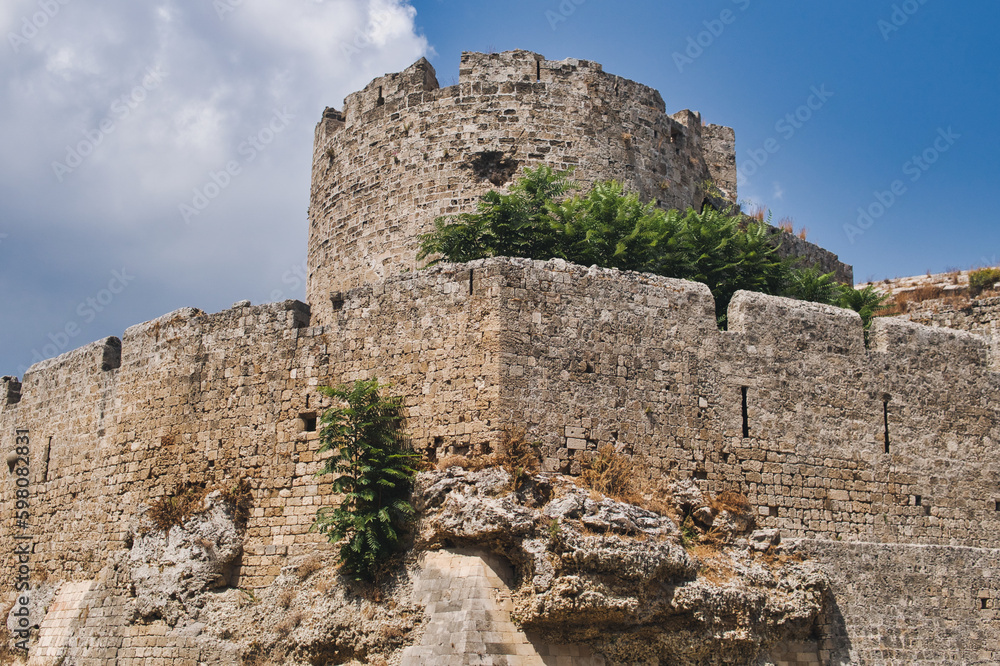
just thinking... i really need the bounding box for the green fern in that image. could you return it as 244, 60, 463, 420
312, 380, 419, 581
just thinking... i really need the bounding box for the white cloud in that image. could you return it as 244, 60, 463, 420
0, 0, 428, 373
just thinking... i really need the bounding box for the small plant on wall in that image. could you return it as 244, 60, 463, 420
312, 379, 420, 581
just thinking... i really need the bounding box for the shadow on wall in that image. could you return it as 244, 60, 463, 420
824, 590, 854, 666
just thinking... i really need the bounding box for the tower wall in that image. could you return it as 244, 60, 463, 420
307, 50, 739, 327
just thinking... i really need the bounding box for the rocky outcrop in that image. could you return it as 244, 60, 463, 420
128, 491, 244, 626
414, 467, 828, 666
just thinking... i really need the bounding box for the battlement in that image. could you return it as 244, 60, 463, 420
3, 254, 999, 663
341, 56, 439, 123
1, 375, 20, 406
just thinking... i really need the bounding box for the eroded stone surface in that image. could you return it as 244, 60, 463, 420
415, 468, 826, 665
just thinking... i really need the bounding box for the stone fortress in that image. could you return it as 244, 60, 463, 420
1, 50, 998, 665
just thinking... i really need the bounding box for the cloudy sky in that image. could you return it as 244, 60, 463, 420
1, 0, 998, 374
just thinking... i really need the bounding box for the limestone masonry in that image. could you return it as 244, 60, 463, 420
2, 51, 998, 665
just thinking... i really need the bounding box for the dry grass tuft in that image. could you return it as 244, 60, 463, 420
275, 611, 303, 633
711, 490, 752, 516
691, 543, 736, 584
147, 477, 255, 532
745, 203, 769, 223
580, 445, 636, 503
493, 429, 540, 479
379, 624, 408, 639
883, 285, 947, 315
148, 483, 209, 532
276, 589, 294, 610
220, 478, 254, 525
434, 430, 540, 480
314, 575, 334, 594
295, 555, 324, 581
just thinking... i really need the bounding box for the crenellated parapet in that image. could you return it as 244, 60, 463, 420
2, 255, 998, 662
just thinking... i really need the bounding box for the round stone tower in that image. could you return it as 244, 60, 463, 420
307, 50, 737, 326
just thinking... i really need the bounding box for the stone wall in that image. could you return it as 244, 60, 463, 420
897, 295, 1000, 368
771, 229, 854, 285
3, 258, 998, 663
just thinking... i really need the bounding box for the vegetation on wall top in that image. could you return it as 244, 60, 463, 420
417, 167, 888, 331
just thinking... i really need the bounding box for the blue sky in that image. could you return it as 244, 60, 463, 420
1, 0, 998, 374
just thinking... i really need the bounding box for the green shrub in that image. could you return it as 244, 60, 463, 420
837, 285, 891, 346
781, 266, 842, 305
416, 166, 572, 265
969, 268, 1000, 296
418, 168, 790, 327
312, 380, 419, 581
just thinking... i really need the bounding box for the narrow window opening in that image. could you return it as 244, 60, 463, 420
769, 506, 778, 517
913, 495, 922, 506
536, 60, 541, 81
469, 269, 474, 296
883, 398, 891, 453
376, 86, 384, 107
741, 387, 749, 438
299, 413, 317, 432
330, 292, 345, 311
305, 394, 310, 409
994, 500, 1000, 512
982, 598, 989, 610
42, 437, 51, 483
722, 452, 731, 464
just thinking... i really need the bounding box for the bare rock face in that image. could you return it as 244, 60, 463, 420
414, 467, 828, 666
128, 491, 243, 625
